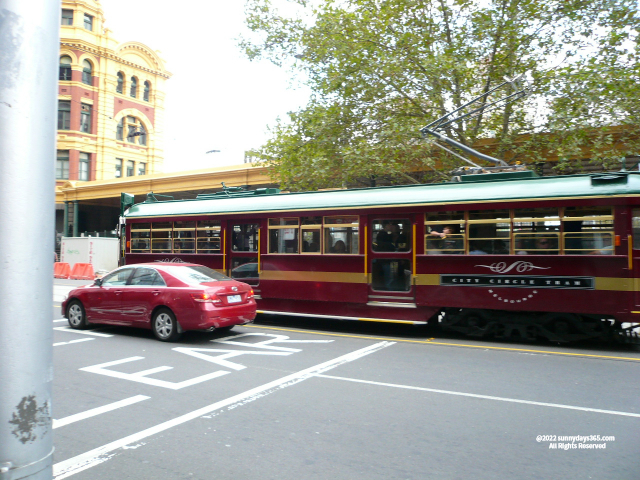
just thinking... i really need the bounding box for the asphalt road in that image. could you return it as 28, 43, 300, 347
52, 280, 640, 480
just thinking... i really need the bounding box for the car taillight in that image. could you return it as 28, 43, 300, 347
247, 289, 254, 299
190, 293, 222, 304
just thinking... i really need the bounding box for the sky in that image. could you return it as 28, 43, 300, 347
100, 0, 310, 172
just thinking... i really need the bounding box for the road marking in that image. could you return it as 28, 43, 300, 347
80, 357, 229, 390
246, 325, 640, 362
54, 327, 113, 337
53, 396, 150, 429
54, 319, 68, 323
317, 374, 640, 418
54, 338, 94, 347
174, 333, 335, 371
53, 341, 394, 479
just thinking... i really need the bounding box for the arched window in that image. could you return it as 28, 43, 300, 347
82, 59, 92, 85
138, 123, 147, 145
116, 116, 148, 146
116, 72, 124, 94
116, 118, 124, 141
130, 77, 137, 97
59, 56, 72, 81
143, 81, 151, 102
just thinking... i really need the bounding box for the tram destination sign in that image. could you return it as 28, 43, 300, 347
440, 274, 595, 290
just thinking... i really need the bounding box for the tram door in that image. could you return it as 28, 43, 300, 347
632, 209, 640, 308
368, 216, 415, 304
226, 221, 261, 288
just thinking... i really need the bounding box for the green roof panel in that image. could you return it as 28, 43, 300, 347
124, 172, 640, 219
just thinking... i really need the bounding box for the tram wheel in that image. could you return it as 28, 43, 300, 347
540, 313, 578, 342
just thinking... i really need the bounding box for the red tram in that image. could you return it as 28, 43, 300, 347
122, 170, 640, 342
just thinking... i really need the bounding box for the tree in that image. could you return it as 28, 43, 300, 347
242, 0, 640, 190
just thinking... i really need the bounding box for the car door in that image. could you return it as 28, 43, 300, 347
87, 267, 134, 324
120, 267, 167, 325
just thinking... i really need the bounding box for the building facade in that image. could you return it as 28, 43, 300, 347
56, 0, 171, 239
57, 0, 171, 187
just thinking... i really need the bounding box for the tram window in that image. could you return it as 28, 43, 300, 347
151, 222, 172, 253
468, 210, 510, 254
301, 228, 321, 253
268, 218, 300, 254
371, 219, 411, 252
301, 217, 322, 253
371, 259, 411, 292
324, 216, 359, 254
633, 209, 640, 249
130, 222, 150, 252
563, 206, 614, 255
174, 221, 195, 253
196, 220, 221, 253
425, 212, 465, 255
513, 208, 560, 255
232, 223, 259, 252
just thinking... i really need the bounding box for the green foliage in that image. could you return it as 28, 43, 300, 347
242, 0, 640, 190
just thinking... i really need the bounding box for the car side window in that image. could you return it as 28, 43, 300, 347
130, 268, 166, 286
101, 268, 134, 286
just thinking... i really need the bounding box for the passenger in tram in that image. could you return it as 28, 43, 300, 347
493, 239, 509, 254
533, 237, 557, 254
429, 225, 456, 249
332, 240, 347, 253
515, 237, 528, 255
394, 223, 409, 251
469, 241, 489, 254
589, 235, 613, 255
375, 222, 396, 252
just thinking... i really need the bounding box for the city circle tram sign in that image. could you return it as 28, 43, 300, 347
440, 261, 594, 290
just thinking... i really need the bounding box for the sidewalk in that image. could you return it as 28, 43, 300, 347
53, 278, 93, 302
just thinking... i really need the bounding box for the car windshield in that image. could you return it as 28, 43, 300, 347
162, 265, 230, 285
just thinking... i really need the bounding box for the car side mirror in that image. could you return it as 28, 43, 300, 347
94, 278, 103, 287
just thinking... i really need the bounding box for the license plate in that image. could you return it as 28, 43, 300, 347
227, 294, 242, 303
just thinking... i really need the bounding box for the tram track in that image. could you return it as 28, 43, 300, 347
247, 322, 640, 363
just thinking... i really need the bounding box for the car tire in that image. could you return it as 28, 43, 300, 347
152, 308, 181, 342
66, 300, 88, 330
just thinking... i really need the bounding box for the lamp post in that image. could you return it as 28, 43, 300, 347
0, 0, 59, 478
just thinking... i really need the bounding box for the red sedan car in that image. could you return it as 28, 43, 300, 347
61, 262, 256, 341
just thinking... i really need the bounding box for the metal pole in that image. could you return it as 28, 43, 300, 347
72, 200, 78, 237
63, 201, 69, 237
0, 0, 60, 478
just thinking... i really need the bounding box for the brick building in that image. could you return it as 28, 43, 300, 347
56, 0, 171, 236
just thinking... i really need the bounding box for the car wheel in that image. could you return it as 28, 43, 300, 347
152, 308, 181, 342
66, 300, 88, 330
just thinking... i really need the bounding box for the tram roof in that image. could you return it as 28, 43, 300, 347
124, 171, 640, 219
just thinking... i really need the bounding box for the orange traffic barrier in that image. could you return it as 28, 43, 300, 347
69, 263, 95, 280
54, 262, 71, 279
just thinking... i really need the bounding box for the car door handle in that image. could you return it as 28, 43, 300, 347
152, 290, 161, 296
114, 290, 122, 295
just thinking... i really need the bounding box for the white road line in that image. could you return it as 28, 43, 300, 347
53, 340, 394, 479
54, 327, 113, 337
53, 396, 151, 429
54, 319, 68, 323
317, 375, 640, 418
53, 338, 94, 347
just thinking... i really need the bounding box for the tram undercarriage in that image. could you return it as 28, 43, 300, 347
437, 308, 640, 344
